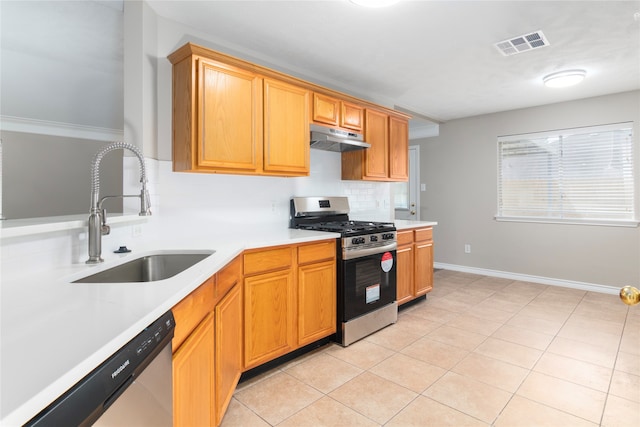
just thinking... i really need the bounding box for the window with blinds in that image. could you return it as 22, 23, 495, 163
497, 123, 636, 225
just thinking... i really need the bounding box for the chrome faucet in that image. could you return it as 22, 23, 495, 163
86, 142, 151, 264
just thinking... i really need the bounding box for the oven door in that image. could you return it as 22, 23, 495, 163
340, 250, 397, 322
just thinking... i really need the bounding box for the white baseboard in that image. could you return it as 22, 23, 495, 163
434, 262, 619, 295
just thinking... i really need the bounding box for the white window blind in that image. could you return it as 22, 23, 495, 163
497, 123, 636, 225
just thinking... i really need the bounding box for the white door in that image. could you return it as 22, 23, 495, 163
394, 145, 420, 220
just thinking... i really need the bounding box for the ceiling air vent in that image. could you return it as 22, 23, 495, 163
494, 30, 550, 56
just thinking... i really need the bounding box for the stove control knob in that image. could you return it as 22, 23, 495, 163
382, 233, 394, 240
370, 235, 378, 242
351, 237, 366, 245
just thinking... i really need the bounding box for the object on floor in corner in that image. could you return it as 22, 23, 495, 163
620, 285, 640, 306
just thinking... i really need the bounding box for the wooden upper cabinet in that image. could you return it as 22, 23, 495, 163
364, 109, 389, 179
342, 109, 388, 181
311, 93, 363, 132
168, 44, 309, 177
389, 116, 409, 181
341, 109, 408, 182
312, 93, 339, 126
263, 78, 310, 176
199, 59, 262, 172
341, 101, 364, 132
168, 43, 409, 179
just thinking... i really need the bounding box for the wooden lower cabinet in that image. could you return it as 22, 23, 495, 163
215, 282, 242, 426
415, 238, 434, 296
396, 241, 415, 305
243, 268, 296, 370
173, 312, 215, 427
243, 241, 336, 370
397, 227, 434, 305
172, 257, 243, 427
298, 259, 336, 346
173, 239, 336, 424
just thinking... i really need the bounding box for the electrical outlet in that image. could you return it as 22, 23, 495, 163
464, 244, 471, 253
421, 183, 426, 191
132, 224, 143, 238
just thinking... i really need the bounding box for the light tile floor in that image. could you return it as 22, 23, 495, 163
221, 270, 640, 426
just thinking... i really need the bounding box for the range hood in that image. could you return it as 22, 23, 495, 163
309, 124, 371, 152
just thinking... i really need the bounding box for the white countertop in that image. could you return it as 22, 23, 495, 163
0, 225, 339, 426
394, 219, 438, 230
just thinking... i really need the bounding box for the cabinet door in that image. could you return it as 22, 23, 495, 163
263, 78, 310, 175
389, 116, 408, 181
198, 58, 262, 171
415, 241, 434, 296
396, 244, 414, 305
244, 269, 295, 369
173, 313, 215, 427
215, 284, 242, 426
312, 93, 339, 126
363, 109, 389, 179
341, 101, 364, 132
298, 260, 336, 346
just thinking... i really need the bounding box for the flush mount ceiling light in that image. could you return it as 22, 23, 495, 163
350, 0, 400, 7
543, 70, 587, 88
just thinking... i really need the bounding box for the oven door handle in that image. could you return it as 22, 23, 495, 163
342, 242, 397, 260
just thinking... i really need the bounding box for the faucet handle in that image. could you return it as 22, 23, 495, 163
101, 208, 111, 235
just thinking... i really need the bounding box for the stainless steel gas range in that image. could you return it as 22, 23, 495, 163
290, 196, 397, 346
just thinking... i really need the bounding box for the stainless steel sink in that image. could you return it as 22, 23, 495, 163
73, 251, 214, 283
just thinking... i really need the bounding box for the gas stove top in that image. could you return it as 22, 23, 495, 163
296, 220, 395, 237
290, 196, 396, 237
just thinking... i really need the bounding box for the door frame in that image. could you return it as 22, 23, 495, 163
394, 145, 420, 220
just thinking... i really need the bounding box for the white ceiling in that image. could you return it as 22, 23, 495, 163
147, 0, 640, 132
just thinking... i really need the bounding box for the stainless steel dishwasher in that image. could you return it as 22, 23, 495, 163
25, 311, 175, 426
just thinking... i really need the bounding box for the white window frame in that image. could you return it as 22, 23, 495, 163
496, 122, 638, 227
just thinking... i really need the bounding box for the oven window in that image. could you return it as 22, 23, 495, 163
355, 261, 383, 298
342, 251, 396, 321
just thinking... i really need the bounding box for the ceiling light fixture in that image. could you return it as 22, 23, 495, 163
543, 69, 586, 88
350, 0, 400, 8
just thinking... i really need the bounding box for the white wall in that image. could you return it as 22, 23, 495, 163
417, 91, 640, 288
0, 1, 125, 219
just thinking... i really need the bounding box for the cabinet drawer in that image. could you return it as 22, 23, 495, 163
172, 277, 215, 352
217, 256, 242, 299
414, 227, 433, 242
298, 241, 336, 265
397, 230, 414, 246
244, 246, 293, 275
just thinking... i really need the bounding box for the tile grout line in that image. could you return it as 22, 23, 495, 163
598, 302, 630, 427
492, 287, 592, 426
